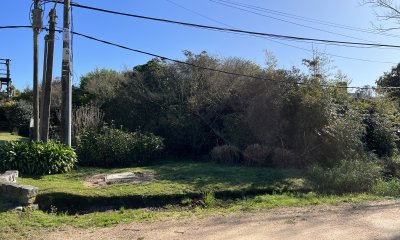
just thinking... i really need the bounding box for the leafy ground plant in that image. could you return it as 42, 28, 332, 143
0, 141, 77, 175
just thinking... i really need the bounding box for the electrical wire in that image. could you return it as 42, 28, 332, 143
0, 25, 32, 29
1, 25, 398, 91
164, 0, 396, 65
209, 0, 378, 44
211, 0, 400, 39
68, 30, 400, 90
44, 1, 400, 49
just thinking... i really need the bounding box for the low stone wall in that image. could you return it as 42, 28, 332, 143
0, 170, 39, 206
0, 170, 18, 182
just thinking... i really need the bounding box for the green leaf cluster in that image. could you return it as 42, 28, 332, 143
76, 126, 165, 167
0, 141, 77, 175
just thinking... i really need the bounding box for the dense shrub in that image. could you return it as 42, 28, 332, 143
271, 148, 298, 168
364, 114, 398, 158
372, 178, 400, 197
210, 145, 242, 164
72, 104, 104, 145
382, 155, 400, 178
1, 100, 32, 136
307, 159, 381, 194
71, 52, 400, 163
243, 144, 271, 165
76, 127, 165, 167
0, 141, 77, 175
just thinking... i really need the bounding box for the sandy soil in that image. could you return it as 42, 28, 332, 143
27, 201, 400, 240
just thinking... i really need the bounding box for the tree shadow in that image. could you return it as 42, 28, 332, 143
150, 160, 305, 192
0, 198, 16, 213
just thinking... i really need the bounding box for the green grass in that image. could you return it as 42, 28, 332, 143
0, 192, 381, 237
18, 160, 306, 198
0, 132, 28, 144
16, 160, 311, 212
0, 158, 387, 239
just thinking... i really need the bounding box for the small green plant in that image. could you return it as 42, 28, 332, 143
203, 191, 216, 207
181, 197, 193, 206
0, 141, 77, 175
210, 145, 242, 165
76, 126, 165, 167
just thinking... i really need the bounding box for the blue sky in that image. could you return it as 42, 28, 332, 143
1, 0, 400, 90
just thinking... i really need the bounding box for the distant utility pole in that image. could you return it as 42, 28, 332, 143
40, 8, 56, 142
61, 0, 72, 146
0, 59, 11, 98
32, 0, 42, 141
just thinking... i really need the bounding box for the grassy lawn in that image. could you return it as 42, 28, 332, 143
0, 158, 386, 239
0, 132, 28, 144
16, 160, 311, 212
19, 160, 306, 197
0, 135, 389, 237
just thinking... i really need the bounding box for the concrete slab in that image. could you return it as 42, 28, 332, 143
105, 172, 137, 183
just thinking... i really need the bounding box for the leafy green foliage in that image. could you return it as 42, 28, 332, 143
77, 68, 125, 106
363, 113, 398, 158
72, 51, 400, 168
0, 141, 77, 175
308, 159, 381, 194
376, 63, 400, 99
382, 155, 400, 178
76, 126, 165, 167
1, 100, 32, 136
372, 178, 400, 197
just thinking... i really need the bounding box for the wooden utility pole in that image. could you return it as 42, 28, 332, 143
32, 0, 42, 141
40, 9, 56, 142
61, 0, 72, 146
40, 35, 48, 138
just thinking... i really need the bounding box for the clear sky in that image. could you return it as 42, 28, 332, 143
1, 0, 400, 90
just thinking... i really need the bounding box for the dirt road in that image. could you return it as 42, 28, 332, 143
40, 201, 400, 240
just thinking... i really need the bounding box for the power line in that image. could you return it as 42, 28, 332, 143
0, 25, 32, 29
164, 0, 396, 65
67, 30, 400, 90
45, 1, 400, 49
209, 0, 378, 44
211, 0, 400, 39
1, 25, 398, 90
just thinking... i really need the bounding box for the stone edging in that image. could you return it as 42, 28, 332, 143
0, 170, 39, 206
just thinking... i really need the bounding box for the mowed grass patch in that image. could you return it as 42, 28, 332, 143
16, 159, 309, 212
0, 159, 385, 238
18, 160, 307, 198
0, 132, 28, 145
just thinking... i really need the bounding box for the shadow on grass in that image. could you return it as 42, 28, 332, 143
36, 187, 282, 214
151, 160, 303, 191
0, 199, 16, 213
